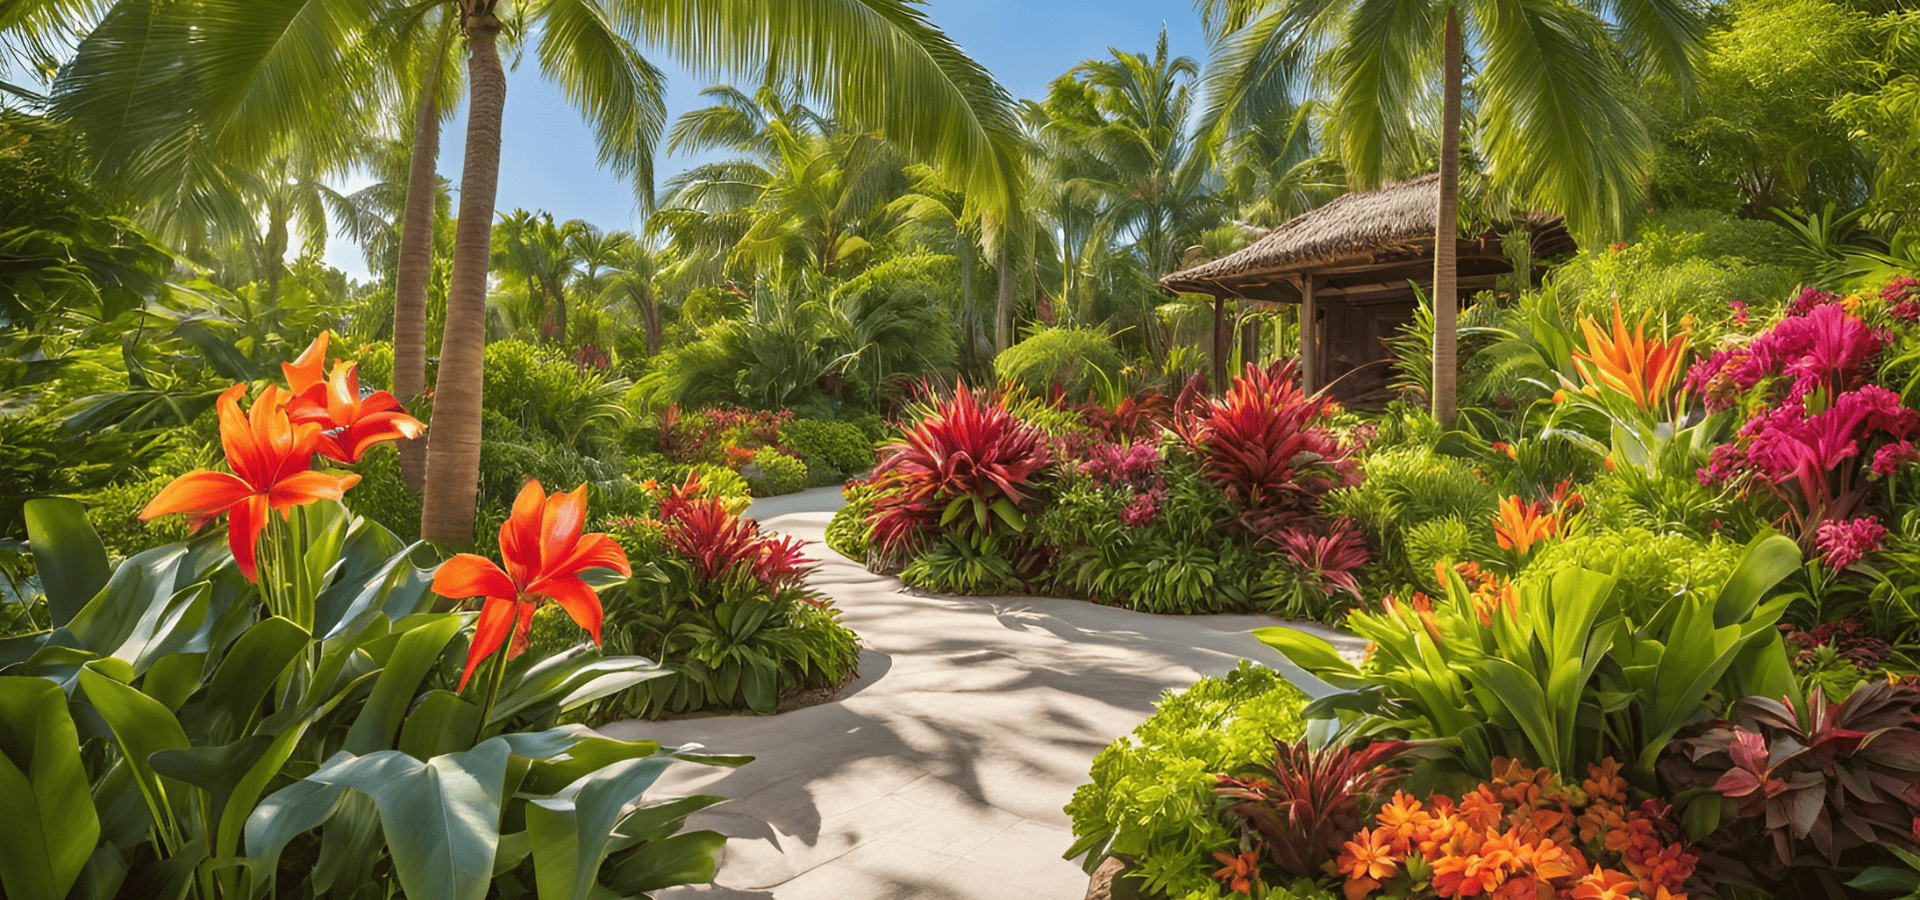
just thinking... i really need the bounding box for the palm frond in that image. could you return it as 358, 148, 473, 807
536, 0, 668, 212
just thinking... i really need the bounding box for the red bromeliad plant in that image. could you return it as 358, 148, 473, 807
1179, 361, 1356, 516
1216, 738, 1410, 879
656, 486, 813, 595
1264, 518, 1371, 600
869, 386, 1049, 550
1658, 680, 1920, 897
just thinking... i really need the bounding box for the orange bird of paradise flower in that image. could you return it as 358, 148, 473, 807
430, 480, 630, 691
1492, 495, 1559, 555
139, 384, 361, 581
283, 332, 424, 463
1572, 303, 1689, 413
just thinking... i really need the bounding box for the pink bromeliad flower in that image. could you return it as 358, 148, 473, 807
1815, 516, 1888, 570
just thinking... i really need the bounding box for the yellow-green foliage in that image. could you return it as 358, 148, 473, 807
994, 327, 1125, 397
1066, 661, 1307, 897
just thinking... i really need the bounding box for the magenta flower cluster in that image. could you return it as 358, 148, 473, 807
1076, 440, 1163, 490
1686, 304, 1886, 412
1118, 489, 1165, 528
1691, 294, 1917, 522
1815, 516, 1889, 570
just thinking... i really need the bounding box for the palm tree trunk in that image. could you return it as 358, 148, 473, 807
393, 44, 447, 490
994, 240, 1014, 353
1430, 7, 1462, 426
420, 5, 505, 546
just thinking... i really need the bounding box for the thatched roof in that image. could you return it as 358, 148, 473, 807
1160, 175, 1571, 299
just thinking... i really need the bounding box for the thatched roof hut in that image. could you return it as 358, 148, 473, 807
1160, 175, 1574, 401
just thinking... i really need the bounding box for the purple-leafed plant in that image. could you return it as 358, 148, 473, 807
1178, 361, 1356, 514
1215, 738, 1409, 878
870, 387, 1049, 550
1658, 680, 1920, 896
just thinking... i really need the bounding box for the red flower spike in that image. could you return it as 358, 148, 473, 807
139, 384, 360, 581
430, 480, 630, 691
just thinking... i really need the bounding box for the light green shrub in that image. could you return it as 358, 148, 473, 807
779, 418, 873, 481
1404, 516, 1496, 591
994, 327, 1125, 397
826, 481, 879, 562
1065, 661, 1308, 897
741, 446, 808, 497
1520, 527, 1741, 621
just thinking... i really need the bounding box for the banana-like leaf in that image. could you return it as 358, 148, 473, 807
0, 676, 101, 900
23, 498, 109, 628
525, 756, 678, 900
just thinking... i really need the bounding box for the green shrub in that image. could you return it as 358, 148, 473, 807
1521, 527, 1740, 621
1403, 516, 1495, 591
1065, 661, 1308, 897
779, 418, 873, 481
1550, 209, 1805, 335
994, 327, 1125, 397
689, 462, 751, 503
741, 446, 808, 496
826, 481, 879, 563
1323, 444, 1499, 587
481, 339, 630, 451
900, 530, 1021, 595
343, 443, 421, 539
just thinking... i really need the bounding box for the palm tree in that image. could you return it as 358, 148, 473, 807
597, 236, 666, 355
491, 209, 588, 343
1198, 0, 1705, 422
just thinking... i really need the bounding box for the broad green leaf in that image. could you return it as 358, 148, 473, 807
602, 829, 727, 894
200, 616, 309, 740
1251, 626, 1361, 680
526, 756, 678, 900
1712, 532, 1799, 628
344, 615, 462, 754
24, 498, 109, 627
76, 665, 192, 841
0, 676, 100, 900
399, 689, 482, 760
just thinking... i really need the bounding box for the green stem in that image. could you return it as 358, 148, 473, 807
473, 629, 513, 745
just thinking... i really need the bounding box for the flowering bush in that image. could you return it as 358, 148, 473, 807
1688, 282, 1920, 544
1332, 759, 1697, 900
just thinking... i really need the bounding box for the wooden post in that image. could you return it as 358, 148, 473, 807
1211, 294, 1228, 392
1299, 273, 1319, 393
1239, 302, 1261, 369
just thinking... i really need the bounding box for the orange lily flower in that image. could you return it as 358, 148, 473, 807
1493, 496, 1558, 555
139, 384, 361, 581
283, 332, 424, 462
430, 480, 631, 691
1572, 304, 1688, 413
284, 330, 331, 395
289, 361, 424, 462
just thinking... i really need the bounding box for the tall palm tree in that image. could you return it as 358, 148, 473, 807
34, 0, 1030, 543
491, 209, 587, 343
1198, 0, 1705, 422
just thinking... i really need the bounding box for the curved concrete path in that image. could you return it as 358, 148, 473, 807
605, 486, 1357, 900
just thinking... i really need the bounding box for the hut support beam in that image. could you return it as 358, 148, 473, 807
1299, 273, 1318, 393
1212, 294, 1228, 391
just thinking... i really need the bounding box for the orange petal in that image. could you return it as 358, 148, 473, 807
266, 470, 360, 509
333, 412, 425, 463
538, 485, 589, 568
140, 470, 253, 522
227, 494, 270, 582
507, 602, 539, 658
214, 384, 266, 487
432, 554, 518, 602
536, 576, 603, 645
501, 480, 547, 583
459, 595, 517, 691
551, 531, 631, 578
327, 362, 363, 421
283, 331, 331, 395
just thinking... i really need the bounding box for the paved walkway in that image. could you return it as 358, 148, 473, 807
605, 486, 1356, 900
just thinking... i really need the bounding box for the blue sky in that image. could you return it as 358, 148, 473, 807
324, 1, 1208, 279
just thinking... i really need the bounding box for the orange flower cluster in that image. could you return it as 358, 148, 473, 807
1333, 759, 1695, 900
1493, 496, 1559, 555
1449, 561, 1519, 627
1380, 591, 1445, 646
